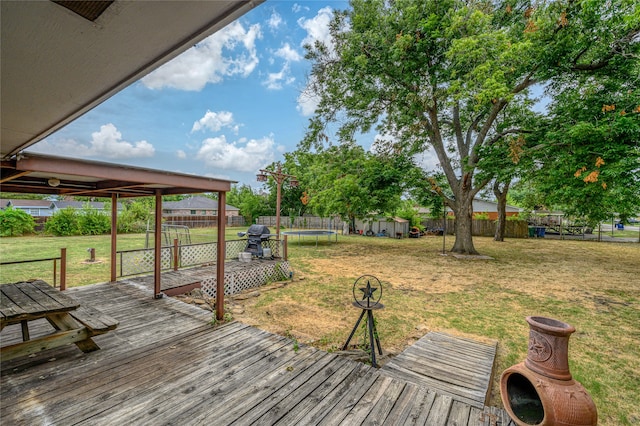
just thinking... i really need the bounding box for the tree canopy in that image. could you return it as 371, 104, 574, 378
227, 184, 270, 225
301, 0, 639, 254
531, 54, 640, 224
283, 145, 417, 228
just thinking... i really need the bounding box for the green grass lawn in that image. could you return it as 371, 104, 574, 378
1, 229, 638, 425
0, 227, 245, 285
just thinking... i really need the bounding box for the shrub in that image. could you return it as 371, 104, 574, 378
117, 201, 151, 233
473, 212, 490, 220
396, 202, 423, 227
78, 205, 110, 235
0, 207, 36, 237
45, 207, 80, 236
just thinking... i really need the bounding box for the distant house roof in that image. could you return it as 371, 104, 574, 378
163, 196, 239, 211
1, 199, 53, 209
392, 216, 409, 223
465, 199, 522, 213
1, 198, 125, 212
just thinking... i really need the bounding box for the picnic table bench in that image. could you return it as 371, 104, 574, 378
0, 280, 118, 361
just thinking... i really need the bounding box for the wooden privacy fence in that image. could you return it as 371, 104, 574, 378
162, 215, 245, 228
258, 216, 528, 238
258, 216, 343, 230
422, 219, 529, 238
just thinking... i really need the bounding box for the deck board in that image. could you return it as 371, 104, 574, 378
381, 331, 498, 409
1, 281, 512, 425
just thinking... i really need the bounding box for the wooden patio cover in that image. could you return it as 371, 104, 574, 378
0, 152, 233, 319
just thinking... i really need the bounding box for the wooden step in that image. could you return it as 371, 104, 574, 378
381, 331, 498, 408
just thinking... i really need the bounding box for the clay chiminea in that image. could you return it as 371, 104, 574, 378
500, 316, 597, 426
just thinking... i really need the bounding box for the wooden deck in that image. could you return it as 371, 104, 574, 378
381, 332, 498, 409
1, 281, 514, 425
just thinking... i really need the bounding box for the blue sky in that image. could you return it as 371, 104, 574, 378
28, 0, 545, 189
29, 1, 375, 187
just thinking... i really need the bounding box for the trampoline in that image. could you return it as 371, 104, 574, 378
282, 230, 338, 247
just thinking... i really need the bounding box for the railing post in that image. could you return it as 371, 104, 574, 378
60, 248, 67, 291
173, 238, 179, 271
53, 257, 58, 288
283, 235, 288, 261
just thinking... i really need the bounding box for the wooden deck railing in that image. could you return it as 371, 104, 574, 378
0, 248, 67, 290
116, 238, 286, 278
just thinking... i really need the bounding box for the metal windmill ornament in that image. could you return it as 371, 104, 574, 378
343, 275, 384, 367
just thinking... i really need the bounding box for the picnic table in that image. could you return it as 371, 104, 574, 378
0, 280, 118, 361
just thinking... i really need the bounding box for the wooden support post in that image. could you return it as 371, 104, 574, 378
154, 192, 162, 298
216, 191, 226, 321
110, 193, 118, 282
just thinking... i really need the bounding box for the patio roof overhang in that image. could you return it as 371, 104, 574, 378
0, 153, 234, 198
1, 0, 263, 158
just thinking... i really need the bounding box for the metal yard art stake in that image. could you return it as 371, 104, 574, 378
342, 275, 384, 367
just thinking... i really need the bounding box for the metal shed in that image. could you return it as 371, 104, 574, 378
354, 216, 410, 238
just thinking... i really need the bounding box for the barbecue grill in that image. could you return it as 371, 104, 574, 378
237, 224, 272, 257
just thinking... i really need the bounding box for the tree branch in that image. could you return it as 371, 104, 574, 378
571, 28, 640, 71
512, 71, 537, 94
453, 102, 467, 159
470, 100, 508, 165
487, 128, 533, 146
465, 112, 484, 147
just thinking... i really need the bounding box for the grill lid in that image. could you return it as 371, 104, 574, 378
246, 224, 270, 236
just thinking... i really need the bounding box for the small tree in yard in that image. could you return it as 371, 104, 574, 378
0, 207, 36, 237
287, 144, 415, 231
117, 199, 151, 233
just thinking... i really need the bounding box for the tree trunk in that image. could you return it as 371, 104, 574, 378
451, 192, 479, 255
493, 180, 510, 242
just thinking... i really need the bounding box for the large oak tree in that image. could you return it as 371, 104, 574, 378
301, 0, 638, 254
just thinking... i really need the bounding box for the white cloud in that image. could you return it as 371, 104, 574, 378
296, 8, 337, 116
298, 7, 334, 50
292, 4, 309, 14
414, 149, 441, 172
30, 124, 154, 159
141, 21, 262, 91
263, 43, 301, 90
296, 73, 324, 116
195, 134, 275, 172
191, 110, 239, 133
267, 11, 283, 30
176, 150, 187, 159
296, 86, 320, 116
274, 43, 302, 62
263, 64, 295, 90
